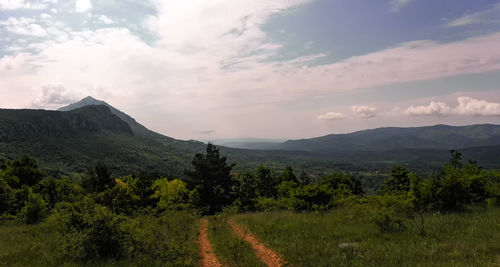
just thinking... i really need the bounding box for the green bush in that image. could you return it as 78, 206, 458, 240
369, 194, 413, 233
61, 202, 127, 261
20, 189, 48, 224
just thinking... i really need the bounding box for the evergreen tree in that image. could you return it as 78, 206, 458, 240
185, 143, 235, 214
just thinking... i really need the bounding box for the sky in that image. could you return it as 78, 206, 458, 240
1, 0, 500, 140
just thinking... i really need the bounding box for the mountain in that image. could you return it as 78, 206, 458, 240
0, 102, 205, 176
0, 105, 133, 140
274, 124, 500, 154
58, 96, 168, 139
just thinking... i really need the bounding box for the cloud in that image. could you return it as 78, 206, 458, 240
404, 97, 500, 117
98, 15, 113, 24
389, 0, 412, 13
75, 0, 92, 13
0, 0, 47, 10
445, 3, 500, 27
455, 96, 500, 116
404, 102, 452, 116
0, 17, 47, 37
351, 105, 377, 118
2, 0, 500, 138
197, 130, 215, 134
318, 112, 345, 120
31, 84, 79, 109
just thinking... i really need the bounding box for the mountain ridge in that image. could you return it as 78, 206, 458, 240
274, 124, 500, 154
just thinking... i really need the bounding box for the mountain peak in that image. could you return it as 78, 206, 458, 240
82, 96, 98, 101
58, 96, 169, 140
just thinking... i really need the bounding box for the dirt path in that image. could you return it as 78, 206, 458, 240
199, 219, 222, 267
228, 220, 287, 267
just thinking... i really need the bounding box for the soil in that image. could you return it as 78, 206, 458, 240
199, 218, 223, 267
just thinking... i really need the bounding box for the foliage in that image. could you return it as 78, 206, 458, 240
369, 194, 412, 233
20, 188, 48, 224
82, 161, 113, 193
380, 166, 410, 194
0, 155, 44, 188
60, 201, 129, 261
0, 176, 12, 215
185, 143, 236, 214
152, 178, 193, 211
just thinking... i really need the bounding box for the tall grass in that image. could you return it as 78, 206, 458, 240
233, 207, 500, 267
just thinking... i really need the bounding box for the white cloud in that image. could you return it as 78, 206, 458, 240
351, 105, 377, 118
0, 0, 46, 10
389, 0, 412, 13
455, 96, 500, 116
445, 3, 500, 27
404, 102, 452, 116
318, 112, 345, 120
31, 84, 78, 108
40, 13, 52, 20
75, 0, 92, 13
0, 17, 47, 37
405, 97, 500, 117
98, 15, 113, 24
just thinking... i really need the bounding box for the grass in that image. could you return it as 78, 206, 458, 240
232, 207, 500, 267
208, 214, 265, 267
0, 211, 200, 267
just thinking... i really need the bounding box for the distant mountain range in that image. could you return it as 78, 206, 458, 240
1, 96, 499, 177
274, 124, 500, 154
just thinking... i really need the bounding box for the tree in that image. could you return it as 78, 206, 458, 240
234, 171, 258, 211
255, 165, 279, 198
381, 166, 411, 194
152, 178, 192, 211
449, 149, 463, 169
279, 166, 299, 183
83, 161, 113, 193
0, 155, 44, 188
185, 143, 236, 214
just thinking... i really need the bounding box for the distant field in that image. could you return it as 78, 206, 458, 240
232, 207, 500, 267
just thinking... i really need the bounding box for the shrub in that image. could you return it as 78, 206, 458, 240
60, 201, 128, 261
20, 189, 47, 224
369, 195, 413, 233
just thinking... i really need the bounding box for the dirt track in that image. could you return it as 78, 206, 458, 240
198, 219, 222, 267
228, 220, 287, 267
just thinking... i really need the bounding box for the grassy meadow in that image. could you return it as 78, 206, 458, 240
232, 207, 500, 267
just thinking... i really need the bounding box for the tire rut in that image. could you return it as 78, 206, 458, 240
228, 220, 287, 267
199, 218, 222, 267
